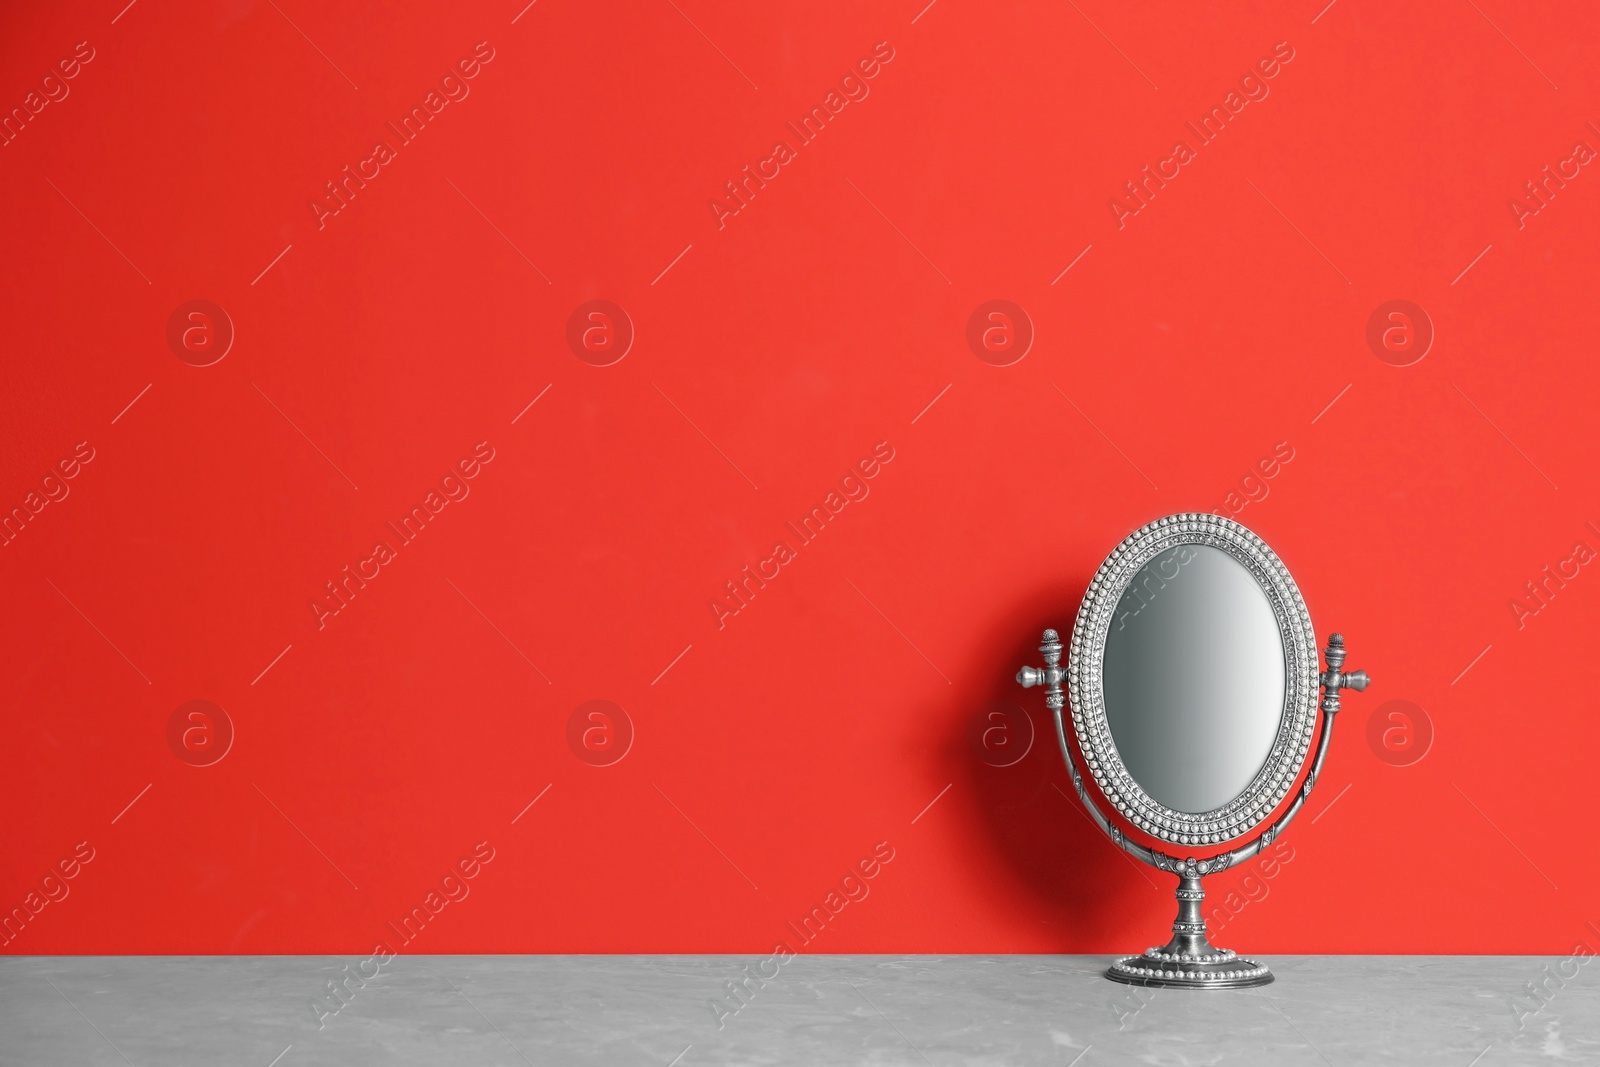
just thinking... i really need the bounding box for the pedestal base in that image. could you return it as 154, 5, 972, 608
1102, 872, 1274, 988
1106, 947, 1273, 988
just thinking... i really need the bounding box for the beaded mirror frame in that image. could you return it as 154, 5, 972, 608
1067, 512, 1317, 847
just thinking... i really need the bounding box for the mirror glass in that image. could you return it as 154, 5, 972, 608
1101, 543, 1286, 813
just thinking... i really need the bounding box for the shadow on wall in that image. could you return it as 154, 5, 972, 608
943, 577, 1171, 948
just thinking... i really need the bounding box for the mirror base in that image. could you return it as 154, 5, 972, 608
1106, 953, 1273, 989
1103, 873, 1274, 988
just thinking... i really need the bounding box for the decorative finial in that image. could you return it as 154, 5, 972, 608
1017, 629, 1067, 710
1319, 633, 1369, 714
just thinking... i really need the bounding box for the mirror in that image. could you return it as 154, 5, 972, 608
1103, 544, 1286, 814
1016, 513, 1369, 989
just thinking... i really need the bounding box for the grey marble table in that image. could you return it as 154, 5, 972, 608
0, 955, 1590, 1065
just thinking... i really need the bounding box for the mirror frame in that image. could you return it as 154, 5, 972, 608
1068, 513, 1318, 846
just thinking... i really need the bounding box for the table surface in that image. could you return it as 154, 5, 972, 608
0, 955, 1591, 1065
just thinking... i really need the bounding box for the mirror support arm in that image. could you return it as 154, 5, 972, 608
1020, 630, 1371, 877
1214, 634, 1369, 871
1020, 629, 1164, 869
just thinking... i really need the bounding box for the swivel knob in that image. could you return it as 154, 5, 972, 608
1017, 666, 1050, 688
1319, 633, 1371, 714
1017, 629, 1067, 710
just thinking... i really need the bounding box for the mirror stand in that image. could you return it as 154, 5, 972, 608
1020, 629, 1369, 989
1110, 871, 1270, 987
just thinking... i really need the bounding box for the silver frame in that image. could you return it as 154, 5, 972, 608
1069, 513, 1317, 846
1017, 512, 1369, 989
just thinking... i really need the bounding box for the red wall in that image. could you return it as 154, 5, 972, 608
3, 1, 1597, 956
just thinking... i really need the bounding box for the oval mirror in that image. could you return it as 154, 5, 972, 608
1102, 543, 1288, 817
1016, 513, 1370, 989
1072, 516, 1319, 847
